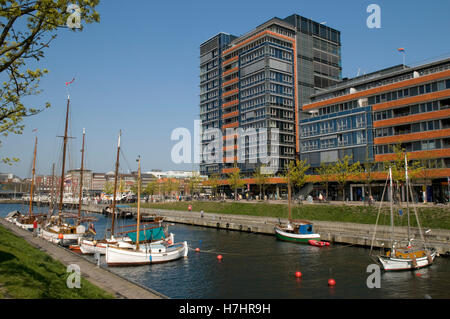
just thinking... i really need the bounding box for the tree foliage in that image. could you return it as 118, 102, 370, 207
227, 163, 245, 200
332, 155, 360, 200
0, 0, 100, 163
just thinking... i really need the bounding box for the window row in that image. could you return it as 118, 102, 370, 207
368, 79, 450, 105
375, 120, 444, 138
375, 138, 449, 155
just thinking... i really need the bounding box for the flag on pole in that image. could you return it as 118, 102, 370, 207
397, 48, 405, 53
65, 78, 75, 86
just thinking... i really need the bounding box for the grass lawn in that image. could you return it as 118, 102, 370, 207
138, 201, 450, 230
0, 225, 114, 299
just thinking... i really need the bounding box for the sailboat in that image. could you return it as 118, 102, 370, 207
370, 157, 437, 271
40, 94, 87, 246
79, 131, 146, 254
105, 156, 188, 266
274, 167, 321, 243
8, 136, 44, 230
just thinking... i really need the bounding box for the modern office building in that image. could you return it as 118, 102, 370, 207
301, 57, 450, 201
199, 14, 342, 177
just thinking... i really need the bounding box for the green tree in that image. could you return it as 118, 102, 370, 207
316, 162, 333, 200
253, 164, 270, 199
102, 181, 114, 194
143, 179, 158, 197
227, 164, 245, 200
333, 155, 361, 201
0, 0, 100, 164
288, 159, 310, 191
207, 173, 221, 198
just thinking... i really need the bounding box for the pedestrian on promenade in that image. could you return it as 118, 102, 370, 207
200, 210, 204, 218
33, 220, 38, 237
319, 193, 323, 202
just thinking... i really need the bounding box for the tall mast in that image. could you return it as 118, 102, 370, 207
58, 95, 71, 223
49, 163, 55, 214
136, 155, 141, 250
389, 167, 394, 249
287, 168, 292, 221
405, 154, 411, 243
77, 128, 86, 225
110, 130, 121, 237
28, 136, 38, 217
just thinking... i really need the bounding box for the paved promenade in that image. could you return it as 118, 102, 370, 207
0, 219, 167, 299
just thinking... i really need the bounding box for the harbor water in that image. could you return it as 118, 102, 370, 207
1, 203, 449, 299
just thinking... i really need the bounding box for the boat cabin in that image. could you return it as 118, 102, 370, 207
298, 224, 314, 235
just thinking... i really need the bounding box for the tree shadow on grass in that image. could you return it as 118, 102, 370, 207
0, 250, 16, 263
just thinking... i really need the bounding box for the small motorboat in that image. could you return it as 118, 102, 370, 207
308, 240, 329, 247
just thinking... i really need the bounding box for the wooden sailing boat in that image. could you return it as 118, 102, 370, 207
371, 158, 437, 271
105, 156, 188, 266
12, 137, 43, 230
274, 166, 321, 243
40, 94, 87, 246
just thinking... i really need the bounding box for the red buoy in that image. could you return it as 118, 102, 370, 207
325, 242, 330, 246
295, 271, 302, 278
328, 279, 336, 286
58, 233, 64, 239
416, 273, 422, 277
195, 248, 200, 252
217, 254, 223, 260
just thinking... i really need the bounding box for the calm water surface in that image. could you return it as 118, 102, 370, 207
1, 203, 449, 299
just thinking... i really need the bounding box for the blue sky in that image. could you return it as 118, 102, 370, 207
1, 0, 450, 178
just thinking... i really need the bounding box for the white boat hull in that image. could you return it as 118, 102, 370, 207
379, 251, 437, 271
106, 241, 188, 266
40, 228, 84, 246
79, 237, 133, 255
15, 221, 35, 231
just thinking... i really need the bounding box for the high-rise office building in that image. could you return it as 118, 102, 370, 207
199, 15, 342, 177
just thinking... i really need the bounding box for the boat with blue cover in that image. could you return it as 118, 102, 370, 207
275, 220, 321, 243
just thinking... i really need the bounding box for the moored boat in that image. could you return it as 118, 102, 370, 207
275, 221, 320, 243
105, 240, 188, 266
370, 157, 437, 271
105, 156, 188, 266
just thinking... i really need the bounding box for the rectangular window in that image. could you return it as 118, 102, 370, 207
446, 79, 450, 89
404, 89, 409, 97
425, 83, 431, 93
410, 86, 418, 96
411, 104, 419, 114
419, 85, 425, 95
398, 90, 403, 98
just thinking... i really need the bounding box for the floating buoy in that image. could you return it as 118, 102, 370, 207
217, 254, 223, 260
328, 279, 336, 286
58, 233, 64, 239
295, 271, 302, 278
325, 242, 330, 246
195, 248, 200, 252
416, 273, 422, 277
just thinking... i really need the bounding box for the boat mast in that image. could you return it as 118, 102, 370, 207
77, 128, 86, 225
405, 154, 411, 244
136, 155, 141, 250
287, 167, 292, 221
110, 130, 121, 237
58, 95, 71, 224
389, 167, 394, 249
28, 136, 38, 217
49, 163, 55, 214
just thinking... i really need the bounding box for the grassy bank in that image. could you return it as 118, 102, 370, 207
138, 201, 450, 230
0, 225, 114, 299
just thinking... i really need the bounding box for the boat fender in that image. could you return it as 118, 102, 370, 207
93, 240, 97, 245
